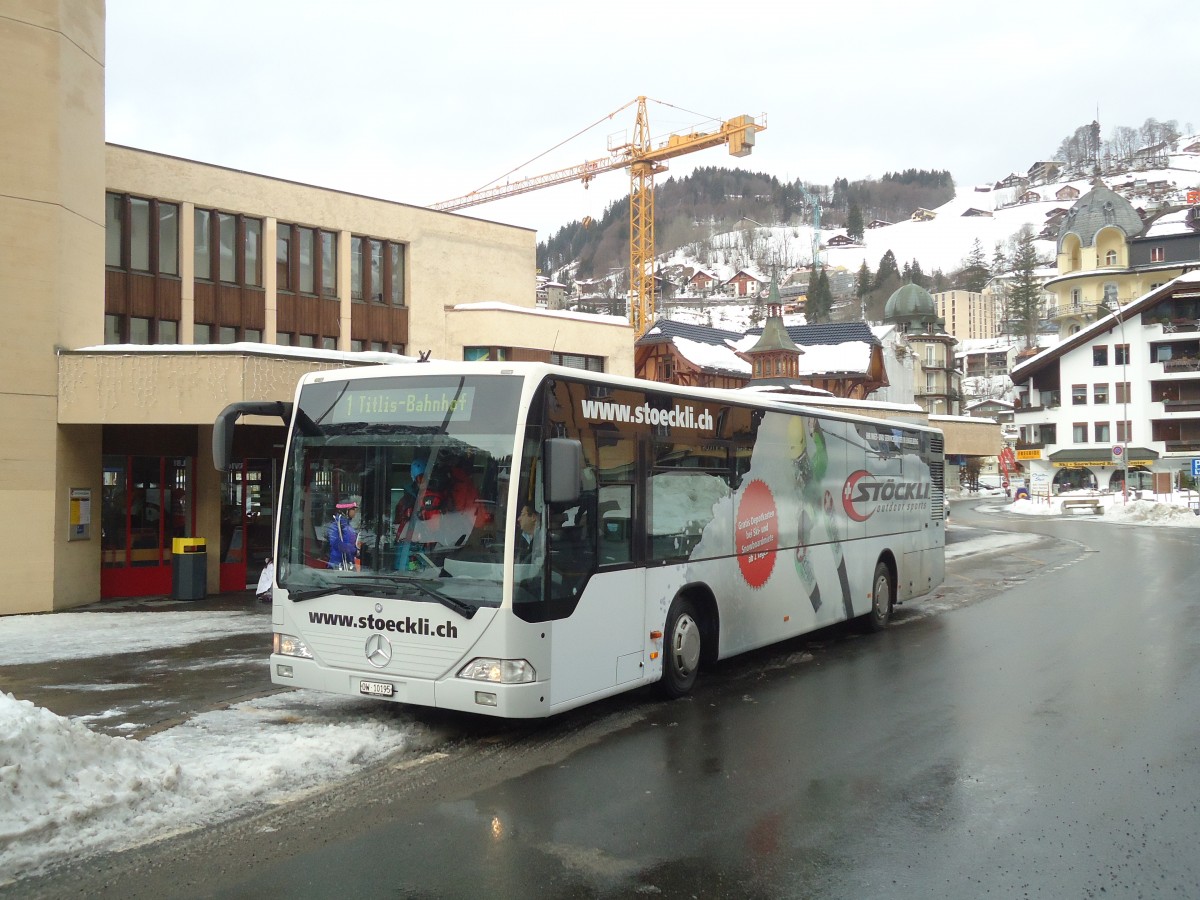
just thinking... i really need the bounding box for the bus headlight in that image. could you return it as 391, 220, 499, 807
457, 658, 535, 684
273, 632, 313, 659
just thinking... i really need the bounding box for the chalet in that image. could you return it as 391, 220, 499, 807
634, 319, 888, 399
996, 173, 1025, 189
1019, 190, 1042, 204
1027, 160, 1062, 184
721, 269, 767, 299
866, 219, 893, 229
1182, 140, 1200, 154
1055, 185, 1081, 201
910, 208, 937, 222
825, 234, 861, 247
682, 268, 720, 294
634, 319, 749, 390
961, 207, 993, 217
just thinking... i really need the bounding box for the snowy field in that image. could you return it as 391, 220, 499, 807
3, 492, 1198, 883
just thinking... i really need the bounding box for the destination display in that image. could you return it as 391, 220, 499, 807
329, 386, 476, 424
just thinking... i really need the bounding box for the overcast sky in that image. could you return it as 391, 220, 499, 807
104, 0, 1196, 239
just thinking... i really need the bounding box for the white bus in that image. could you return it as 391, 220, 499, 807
214, 362, 945, 717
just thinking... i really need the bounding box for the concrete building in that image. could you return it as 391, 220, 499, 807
2, 2, 631, 615
933, 289, 998, 341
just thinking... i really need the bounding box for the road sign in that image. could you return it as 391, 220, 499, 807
1191, 458, 1200, 477
1112, 445, 1125, 464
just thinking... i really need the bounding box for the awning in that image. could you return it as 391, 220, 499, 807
1047, 447, 1159, 468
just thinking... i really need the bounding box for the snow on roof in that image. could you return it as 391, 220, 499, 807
1143, 209, 1195, 238
672, 336, 750, 374
71, 341, 418, 365
452, 301, 628, 326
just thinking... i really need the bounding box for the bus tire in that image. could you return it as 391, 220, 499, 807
659, 596, 701, 698
862, 559, 893, 632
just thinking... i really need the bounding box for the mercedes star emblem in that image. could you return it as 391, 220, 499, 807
364, 633, 392, 668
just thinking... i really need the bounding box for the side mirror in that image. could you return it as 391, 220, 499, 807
543, 438, 583, 505
213, 401, 293, 471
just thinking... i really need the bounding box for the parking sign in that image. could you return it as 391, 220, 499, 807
1192, 458, 1200, 478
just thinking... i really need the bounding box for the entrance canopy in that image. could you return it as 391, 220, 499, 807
1047, 447, 1159, 468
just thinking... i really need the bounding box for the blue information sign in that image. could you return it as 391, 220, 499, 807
1192, 458, 1200, 478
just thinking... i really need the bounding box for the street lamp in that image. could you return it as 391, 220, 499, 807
1113, 299, 1130, 503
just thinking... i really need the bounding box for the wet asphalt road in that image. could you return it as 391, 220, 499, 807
17, 502, 1200, 898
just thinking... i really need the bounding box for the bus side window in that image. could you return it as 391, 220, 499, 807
598, 484, 633, 564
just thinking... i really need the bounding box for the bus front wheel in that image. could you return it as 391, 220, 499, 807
862, 559, 893, 632
660, 597, 701, 698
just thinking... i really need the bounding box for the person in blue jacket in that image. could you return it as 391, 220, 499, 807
327, 501, 359, 569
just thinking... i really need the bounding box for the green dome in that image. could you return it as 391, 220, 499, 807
884, 283, 937, 322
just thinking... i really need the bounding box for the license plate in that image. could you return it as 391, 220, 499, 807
359, 680, 394, 697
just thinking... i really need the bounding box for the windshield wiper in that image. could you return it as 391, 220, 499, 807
285, 576, 477, 618
331, 574, 477, 618
288, 584, 351, 602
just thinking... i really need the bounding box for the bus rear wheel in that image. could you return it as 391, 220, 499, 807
862, 559, 893, 632
659, 597, 701, 698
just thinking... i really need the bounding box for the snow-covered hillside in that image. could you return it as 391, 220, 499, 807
657, 139, 1200, 285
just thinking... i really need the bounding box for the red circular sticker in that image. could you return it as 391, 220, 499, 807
736, 479, 778, 588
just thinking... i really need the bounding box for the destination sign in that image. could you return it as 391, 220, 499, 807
330, 386, 475, 424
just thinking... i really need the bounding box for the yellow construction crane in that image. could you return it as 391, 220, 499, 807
431, 97, 766, 338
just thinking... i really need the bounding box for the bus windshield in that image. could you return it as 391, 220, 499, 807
276, 373, 522, 610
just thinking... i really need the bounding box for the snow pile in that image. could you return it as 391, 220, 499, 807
0, 610, 266, 666
0, 685, 418, 883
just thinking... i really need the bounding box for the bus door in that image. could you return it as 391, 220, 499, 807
533, 382, 647, 707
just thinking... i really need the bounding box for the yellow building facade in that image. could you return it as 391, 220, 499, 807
1, 2, 632, 614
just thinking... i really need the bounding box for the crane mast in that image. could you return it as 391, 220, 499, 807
432, 97, 766, 338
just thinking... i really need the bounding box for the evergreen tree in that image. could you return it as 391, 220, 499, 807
931, 268, 950, 292
907, 259, 928, 289
847, 204, 864, 240
873, 250, 899, 290
806, 269, 834, 324
956, 238, 990, 292
855, 261, 872, 301
1009, 226, 1042, 350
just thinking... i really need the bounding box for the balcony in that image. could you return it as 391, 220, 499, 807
1162, 358, 1200, 374
1163, 399, 1200, 413
1165, 439, 1200, 452
1046, 302, 1102, 321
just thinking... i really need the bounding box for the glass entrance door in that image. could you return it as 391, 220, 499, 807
220, 458, 277, 591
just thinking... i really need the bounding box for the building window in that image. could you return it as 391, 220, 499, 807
1093, 346, 1108, 366
322, 232, 338, 296
1072, 384, 1087, 405
276, 332, 291, 346
1073, 422, 1087, 443
551, 352, 604, 372
244, 219, 261, 287
1116, 420, 1132, 442
298, 227, 316, 294
322, 336, 337, 351
105, 314, 178, 345
276, 222, 292, 292
1094, 422, 1110, 442
1151, 247, 1165, 263
1103, 282, 1118, 305
244, 328, 262, 343
297, 334, 315, 348
1114, 344, 1130, 365
194, 323, 212, 344
196, 208, 263, 286
1105, 249, 1117, 266
465, 347, 509, 362
1071, 288, 1082, 307
1093, 383, 1109, 404
106, 192, 179, 276
1115, 382, 1131, 404
350, 234, 405, 304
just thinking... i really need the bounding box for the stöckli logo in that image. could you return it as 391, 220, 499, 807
841, 470, 930, 522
